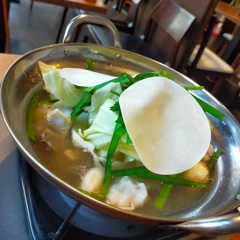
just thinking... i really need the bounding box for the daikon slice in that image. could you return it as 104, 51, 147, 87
59, 68, 115, 87
119, 76, 211, 175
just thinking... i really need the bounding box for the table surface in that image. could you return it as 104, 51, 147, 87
0, 53, 20, 81
0, 54, 20, 164
32, 0, 107, 14
215, 1, 240, 26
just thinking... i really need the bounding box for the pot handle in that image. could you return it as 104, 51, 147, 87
62, 14, 122, 48
159, 211, 240, 236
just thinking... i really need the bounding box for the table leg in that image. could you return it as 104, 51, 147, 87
0, 0, 10, 52
222, 27, 240, 65
56, 7, 68, 43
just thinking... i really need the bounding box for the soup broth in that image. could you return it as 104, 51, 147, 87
31, 89, 210, 217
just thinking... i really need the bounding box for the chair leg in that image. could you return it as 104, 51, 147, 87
56, 7, 68, 43
211, 74, 229, 96
30, 0, 34, 10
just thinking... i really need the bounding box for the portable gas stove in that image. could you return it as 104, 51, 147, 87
0, 148, 202, 240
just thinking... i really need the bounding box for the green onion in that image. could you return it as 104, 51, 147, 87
121, 72, 137, 84
158, 71, 174, 80
183, 86, 204, 91
39, 99, 59, 105
75, 75, 130, 94
110, 90, 121, 97
93, 75, 129, 91
112, 167, 206, 189
115, 114, 124, 125
71, 92, 91, 120
207, 148, 224, 171
26, 92, 40, 141
137, 172, 206, 188
192, 95, 225, 120
112, 166, 149, 176
133, 71, 174, 81
126, 133, 132, 144
100, 118, 127, 198
79, 189, 105, 201
110, 102, 121, 112
154, 183, 174, 209
77, 86, 94, 93
86, 58, 94, 71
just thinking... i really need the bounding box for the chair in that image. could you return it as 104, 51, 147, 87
186, 14, 234, 92
170, 0, 234, 93
105, 0, 142, 34
80, 0, 196, 70
216, 33, 233, 54
73, 0, 142, 35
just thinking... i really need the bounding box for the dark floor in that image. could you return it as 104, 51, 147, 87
9, 0, 76, 54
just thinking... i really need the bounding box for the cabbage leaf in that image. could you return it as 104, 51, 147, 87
81, 98, 139, 161
38, 62, 83, 108
85, 82, 122, 125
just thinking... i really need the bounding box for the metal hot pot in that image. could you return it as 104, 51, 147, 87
1, 15, 240, 235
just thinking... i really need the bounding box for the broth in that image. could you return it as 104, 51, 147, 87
31, 89, 209, 216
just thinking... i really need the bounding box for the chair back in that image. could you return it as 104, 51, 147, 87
142, 0, 195, 68
173, 0, 219, 71
107, 0, 142, 34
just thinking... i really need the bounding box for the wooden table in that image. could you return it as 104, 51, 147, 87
216, 1, 240, 26
0, 54, 20, 164
31, 0, 107, 14
30, 0, 107, 43
215, 1, 240, 64
0, 53, 20, 80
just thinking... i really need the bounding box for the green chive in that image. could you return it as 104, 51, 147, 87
154, 183, 174, 209
126, 133, 132, 144
121, 72, 137, 84
183, 86, 204, 91
112, 166, 206, 189
101, 119, 127, 198
79, 189, 105, 201
133, 71, 173, 81
192, 95, 225, 120
207, 148, 224, 171
39, 99, 59, 105
112, 166, 149, 176
71, 92, 91, 120
136, 172, 207, 188
93, 75, 129, 91
86, 58, 94, 71
26, 92, 40, 141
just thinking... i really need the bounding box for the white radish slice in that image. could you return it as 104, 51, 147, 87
119, 76, 211, 175
59, 68, 116, 87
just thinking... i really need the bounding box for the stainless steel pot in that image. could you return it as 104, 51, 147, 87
1, 14, 240, 235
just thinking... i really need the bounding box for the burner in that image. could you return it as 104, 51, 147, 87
1, 150, 190, 239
